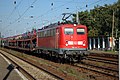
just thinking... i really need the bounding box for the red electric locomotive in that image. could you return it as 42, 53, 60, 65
36, 23, 88, 62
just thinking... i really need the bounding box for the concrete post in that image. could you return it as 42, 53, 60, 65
102, 37, 105, 50
107, 37, 110, 49
93, 38, 95, 49
98, 37, 100, 50
109, 37, 112, 49
89, 38, 92, 50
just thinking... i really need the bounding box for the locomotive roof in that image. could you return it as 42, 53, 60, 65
37, 22, 87, 32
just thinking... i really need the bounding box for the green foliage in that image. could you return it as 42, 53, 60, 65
72, 2, 120, 37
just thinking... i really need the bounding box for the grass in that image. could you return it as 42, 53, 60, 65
89, 49, 118, 55
104, 50, 118, 54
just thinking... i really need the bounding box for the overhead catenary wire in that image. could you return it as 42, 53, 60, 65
12, 0, 37, 23
6, 0, 23, 20
5, 0, 38, 28
77, 0, 108, 11
21, 0, 74, 30
0, 0, 23, 32
2, 0, 38, 37
3, 0, 110, 37
5, 0, 103, 29
33, 14, 62, 29
30, 0, 74, 22
30, 0, 106, 29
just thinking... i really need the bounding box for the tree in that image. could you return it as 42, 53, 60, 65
72, 2, 120, 37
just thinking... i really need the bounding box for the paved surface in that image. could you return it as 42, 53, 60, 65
0, 54, 24, 80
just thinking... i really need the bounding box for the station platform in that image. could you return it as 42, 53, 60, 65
0, 53, 27, 80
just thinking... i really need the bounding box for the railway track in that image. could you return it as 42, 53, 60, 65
89, 52, 118, 59
86, 56, 118, 65
0, 50, 64, 80
71, 53, 119, 79
81, 61, 118, 72
74, 63, 119, 78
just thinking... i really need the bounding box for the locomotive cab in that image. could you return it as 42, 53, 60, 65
59, 24, 88, 61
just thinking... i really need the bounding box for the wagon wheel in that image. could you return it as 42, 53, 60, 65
69, 57, 75, 64
57, 57, 62, 63
55, 54, 61, 63
77, 55, 82, 63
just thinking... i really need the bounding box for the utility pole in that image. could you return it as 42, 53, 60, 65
76, 11, 80, 24
111, 11, 115, 51
76, 6, 80, 24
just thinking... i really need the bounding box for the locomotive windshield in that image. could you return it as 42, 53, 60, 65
64, 28, 73, 35
77, 28, 85, 34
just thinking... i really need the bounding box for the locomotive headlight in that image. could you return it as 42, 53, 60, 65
66, 44, 68, 46
83, 44, 86, 46
82, 40, 86, 46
